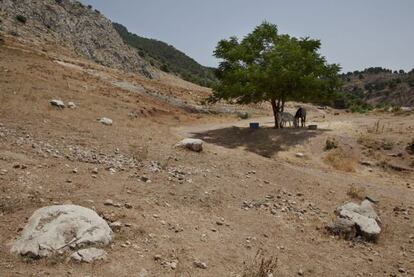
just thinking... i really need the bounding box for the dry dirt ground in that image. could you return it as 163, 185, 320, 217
0, 37, 414, 277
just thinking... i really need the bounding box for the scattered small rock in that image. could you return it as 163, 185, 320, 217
71, 248, 107, 263
99, 117, 113, 126
50, 99, 65, 109
194, 259, 208, 269
67, 102, 77, 109
109, 221, 122, 232
138, 269, 149, 277
104, 199, 114, 206
175, 138, 203, 152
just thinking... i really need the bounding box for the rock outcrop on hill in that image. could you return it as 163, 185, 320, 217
0, 0, 157, 78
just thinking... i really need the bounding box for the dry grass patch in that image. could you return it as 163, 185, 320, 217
358, 134, 394, 151
346, 184, 366, 200
129, 143, 148, 162
242, 250, 278, 277
367, 120, 386, 134
324, 147, 356, 172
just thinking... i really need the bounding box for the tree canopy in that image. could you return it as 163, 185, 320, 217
211, 22, 341, 127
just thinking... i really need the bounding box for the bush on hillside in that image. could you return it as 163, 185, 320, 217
16, 15, 27, 24
160, 64, 170, 73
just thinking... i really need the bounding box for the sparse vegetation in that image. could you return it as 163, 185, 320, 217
129, 143, 148, 162
407, 139, 414, 154
358, 133, 393, 151
367, 120, 385, 134
325, 137, 338, 150
238, 112, 250, 120
15, 15, 27, 24
160, 63, 170, 73
324, 147, 356, 172
347, 184, 366, 200
339, 67, 414, 109
112, 22, 217, 87
242, 250, 278, 277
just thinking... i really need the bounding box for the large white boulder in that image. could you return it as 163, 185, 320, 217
329, 200, 381, 242
175, 138, 203, 152
337, 200, 380, 223
11, 205, 112, 258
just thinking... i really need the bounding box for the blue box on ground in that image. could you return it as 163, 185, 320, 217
249, 122, 259, 129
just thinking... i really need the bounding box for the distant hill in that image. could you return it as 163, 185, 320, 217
113, 23, 217, 87
336, 67, 414, 111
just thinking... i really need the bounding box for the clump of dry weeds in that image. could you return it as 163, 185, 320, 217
242, 250, 278, 277
346, 184, 366, 200
324, 147, 356, 172
129, 143, 148, 162
367, 120, 385, 134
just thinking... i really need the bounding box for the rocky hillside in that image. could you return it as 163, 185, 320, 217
340, 67, 414, 107
113, 23, 217, 87
0, 0, 157, 78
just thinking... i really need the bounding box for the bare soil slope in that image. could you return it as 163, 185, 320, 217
0, 38, 413, 277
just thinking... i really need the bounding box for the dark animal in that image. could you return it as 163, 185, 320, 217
294, 107, 306, 127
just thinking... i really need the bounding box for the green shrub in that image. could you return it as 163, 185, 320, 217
350, 105, 372, 113
408, 139, 414, 154
160, 64, 170, 72
238, 112, 249, 119
325, 137, 338, 150
16, 15, 27, 24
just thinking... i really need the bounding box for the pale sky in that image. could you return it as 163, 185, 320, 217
81, 0, 414, 73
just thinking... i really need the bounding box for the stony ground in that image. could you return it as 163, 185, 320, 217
0, 37, 413, 277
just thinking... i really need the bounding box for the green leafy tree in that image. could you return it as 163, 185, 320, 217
210, 22, 341, 127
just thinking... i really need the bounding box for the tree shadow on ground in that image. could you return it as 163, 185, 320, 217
192, 126, 330, 158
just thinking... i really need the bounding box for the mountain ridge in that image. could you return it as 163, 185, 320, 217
112, 22, 217, 87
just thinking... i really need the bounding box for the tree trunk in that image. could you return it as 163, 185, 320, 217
271, 98, 280, 128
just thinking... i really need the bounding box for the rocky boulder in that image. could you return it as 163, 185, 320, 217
327, 200, 381, 242
175, 138, 203, 152
11, 205, 112, 258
